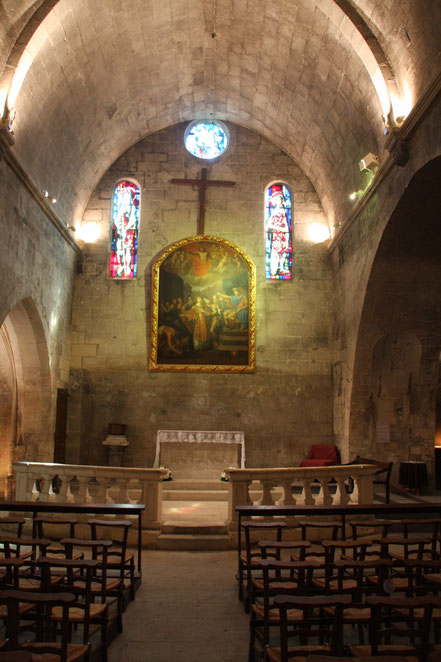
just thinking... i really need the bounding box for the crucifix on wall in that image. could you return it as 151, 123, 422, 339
170, 167, 236, 234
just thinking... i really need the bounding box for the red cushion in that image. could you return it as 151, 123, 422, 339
301, 444, 341, 466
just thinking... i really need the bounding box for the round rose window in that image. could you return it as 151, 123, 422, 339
184, 120, 229, 159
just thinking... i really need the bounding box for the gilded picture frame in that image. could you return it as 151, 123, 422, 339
150, 236, 256, 373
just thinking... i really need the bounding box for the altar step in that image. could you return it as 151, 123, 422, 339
162, 479, 229, 502
157, 521, 231, 550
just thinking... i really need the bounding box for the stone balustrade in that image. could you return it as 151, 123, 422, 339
12, 461, 166, 530
12, 462, 379, 536
226, 464, 379, 530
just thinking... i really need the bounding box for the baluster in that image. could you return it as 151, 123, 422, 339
351, 475, 360, 503
335, 477, 350, 505
71, 475, 87, 504
300, 478, 314, 505
115, 478, 128, 504
281, 480, 296, 505
319, 477, 333, 505
87, 477, 107, 503
260, 480, 274, 506
38, 473, 51, 502
28, 473, 38, 501
56, 474, 69, 502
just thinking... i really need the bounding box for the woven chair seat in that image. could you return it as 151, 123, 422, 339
350, 644, 418, 657
252, 604, 303, 623
266, 645, 331, 662
51, 603, 106, 622
23, 642, 89, 662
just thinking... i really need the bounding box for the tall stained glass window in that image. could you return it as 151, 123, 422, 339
265, 183, 293, 280
184, 120, 229, 160
109, 180, 140, 279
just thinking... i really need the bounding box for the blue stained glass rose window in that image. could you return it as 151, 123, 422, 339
184, 120, 229, 159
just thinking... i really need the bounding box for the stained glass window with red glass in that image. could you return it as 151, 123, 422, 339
265, 183, 292, 280
109, 180, 140, 278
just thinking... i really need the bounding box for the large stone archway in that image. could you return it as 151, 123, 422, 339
0, 298, 51, 496
347, 156, 441, 483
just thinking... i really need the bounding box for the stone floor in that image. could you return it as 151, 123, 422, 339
108, 549, 248, 662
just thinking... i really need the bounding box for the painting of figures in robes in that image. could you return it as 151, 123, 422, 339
150, 236, 256, 372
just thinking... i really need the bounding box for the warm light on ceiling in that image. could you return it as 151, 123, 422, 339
77, 222, 101, 243
371, 67, 391, 118
391, 82, 413, 125
0, 89, 7, 119
8, 50, 33, 109
307, 223, 331, 243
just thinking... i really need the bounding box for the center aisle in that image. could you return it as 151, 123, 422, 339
109, 549, 249, 662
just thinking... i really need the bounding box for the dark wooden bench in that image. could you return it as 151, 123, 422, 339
348, 456, 393, 503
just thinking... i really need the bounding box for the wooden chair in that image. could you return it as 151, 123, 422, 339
62, 537, 124, 633
265, 594, 351, 661
394, 518, 441, 560
38, 556, 108, 662
293, 519, 343, 563
326, 558, 394, 644
0, 589, 90, 662
239, 520, 286, 612
312, 538, 372, 592
34, 517, 81, 559
88, 519, 135, 605
0, 538, 53, 590
249, 559, 321, 662
349, 594, 441, 661
0, 518, 26, 538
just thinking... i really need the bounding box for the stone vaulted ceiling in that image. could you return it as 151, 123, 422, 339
0, 0, 440, 227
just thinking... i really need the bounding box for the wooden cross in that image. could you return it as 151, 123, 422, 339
170, 168, 235, 234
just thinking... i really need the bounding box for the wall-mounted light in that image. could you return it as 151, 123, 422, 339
42, 190, 57, 204
359, 153, 379, 172
77, 222, 101, 243
307, 223, 331, 243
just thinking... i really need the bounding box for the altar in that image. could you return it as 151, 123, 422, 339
154, 430, 245, 480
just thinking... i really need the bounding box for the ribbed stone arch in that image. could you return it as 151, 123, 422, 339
0, 297, 52, 494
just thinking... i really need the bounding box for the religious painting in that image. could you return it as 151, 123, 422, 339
109, 180, 140, 278
150, 236, 256, 373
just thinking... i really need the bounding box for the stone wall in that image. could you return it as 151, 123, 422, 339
69, 122, 333, 469
0, 148, 78, 492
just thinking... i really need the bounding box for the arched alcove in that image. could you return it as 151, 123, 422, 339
348, 156, 441, 479
0, 298, 51, 495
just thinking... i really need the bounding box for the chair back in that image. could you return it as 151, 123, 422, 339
0, 589, 77, 662
273, 594, 351, 662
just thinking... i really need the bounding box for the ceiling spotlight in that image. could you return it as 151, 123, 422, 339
358, 153, 380, 172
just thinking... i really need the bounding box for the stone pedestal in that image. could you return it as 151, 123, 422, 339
102, 434, 129, 466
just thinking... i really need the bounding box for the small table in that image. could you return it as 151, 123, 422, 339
399, 461, 428, 495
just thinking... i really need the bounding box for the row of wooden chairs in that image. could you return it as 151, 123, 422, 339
239, 516, 441, 610
241, 517, 441, 661
0, 515, 137, 661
